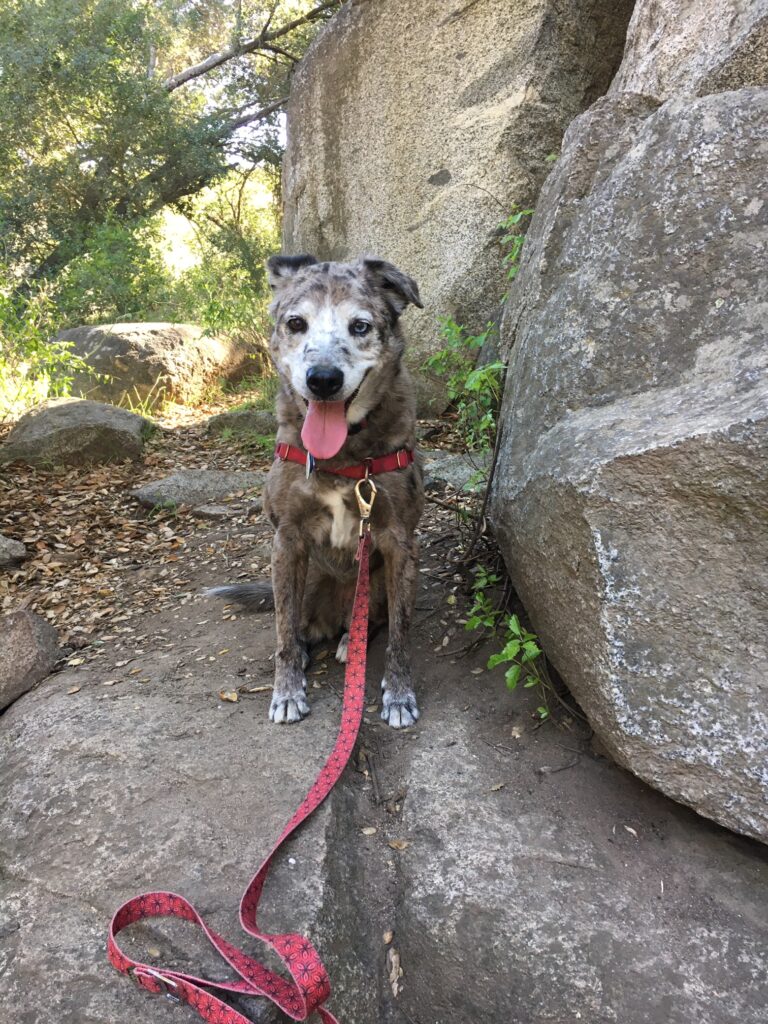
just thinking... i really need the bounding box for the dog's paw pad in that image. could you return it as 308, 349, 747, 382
335, 633, 350, 664
380, 684, 419, 730
269, 693, 311, 724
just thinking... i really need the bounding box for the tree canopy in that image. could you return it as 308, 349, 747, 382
0, 0, 339, 282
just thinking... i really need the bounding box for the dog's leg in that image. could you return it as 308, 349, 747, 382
270, 529, 311, 724
380, 537, 420, 729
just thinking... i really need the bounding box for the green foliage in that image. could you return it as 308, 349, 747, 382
168, 168, 280, 352
465, 570, 550, 721
423, 205, 533, 455
0, 269, 93, 422
464, 566, 503, 631
424, 319, 504, 453
52, 218, 172, 325
499, 204, 534, 299
227, 371, 282, 410
0, 0, 337, 280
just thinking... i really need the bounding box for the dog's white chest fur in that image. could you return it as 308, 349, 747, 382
320, 490, 358, 550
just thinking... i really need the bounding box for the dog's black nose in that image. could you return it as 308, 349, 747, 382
306, 365, 344, 399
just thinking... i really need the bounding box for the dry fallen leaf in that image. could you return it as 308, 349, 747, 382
102, 679, 118, 687
66, 685, 81, 695
386, 946, 403, 997
490, 782, 506, 792
361, 826, 377, 836
388, 839, 411, 851
67, 657, 85, 666
219, 689, 239, 703
383, 930, 394, 945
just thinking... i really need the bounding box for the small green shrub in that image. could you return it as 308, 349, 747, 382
499, 204, 534, 300
0, 270, 95, 422
465, 569, 550, 721
424, 319, 504, 453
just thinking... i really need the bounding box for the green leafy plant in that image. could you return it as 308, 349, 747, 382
499, 204, 534, 299
465, 568, 551, 721
424, 319, 504, 453
423, 205, 533, 456
0, 270, 96, 423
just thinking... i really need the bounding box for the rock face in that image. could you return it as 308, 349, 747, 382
131, 469, 266, 509
60, 323, 256, 408
610, 0, 768, 97
0, 399, 153, 467
2, 593, 767, 1024
0, 534, 27, 567
283, 0, 633, 407
0, 610, 59, 710
491, 88, 768, 842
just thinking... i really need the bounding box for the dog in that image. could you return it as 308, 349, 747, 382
210, 254, 425, 729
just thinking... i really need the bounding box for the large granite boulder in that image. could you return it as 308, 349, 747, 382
0, 610, 59, 711
283, 0, 633, 408
0, 399, 153, 467
491, 88, 768, 842
60, 323, 257, 408
610, 0, 768, 98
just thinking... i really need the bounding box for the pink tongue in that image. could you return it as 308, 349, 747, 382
301, 400, 348, 460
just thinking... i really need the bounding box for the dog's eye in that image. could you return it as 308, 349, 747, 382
286, 316, 307, 334
350, 319, 372, 337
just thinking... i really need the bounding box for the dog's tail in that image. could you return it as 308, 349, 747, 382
204, 582, 275, 612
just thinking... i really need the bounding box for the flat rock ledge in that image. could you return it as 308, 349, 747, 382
131, 469, 267, 510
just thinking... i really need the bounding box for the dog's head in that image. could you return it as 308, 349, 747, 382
266, 254, 422, 458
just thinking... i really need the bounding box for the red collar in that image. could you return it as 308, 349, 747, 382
275, 442, 415, 479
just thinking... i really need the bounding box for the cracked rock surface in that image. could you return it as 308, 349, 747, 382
2, 505, 767, 1024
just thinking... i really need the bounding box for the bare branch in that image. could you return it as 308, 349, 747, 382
219, 95, 287, 135
162, 1, 338, 93
263, 43, 299, 63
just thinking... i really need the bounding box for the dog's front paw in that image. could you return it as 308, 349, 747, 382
269, 690, 311, 724
335, 632, 349, 664
270, 668, 310, 724
381, 678, 420, 729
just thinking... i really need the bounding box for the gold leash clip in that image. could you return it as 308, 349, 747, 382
354, 471, 377, 536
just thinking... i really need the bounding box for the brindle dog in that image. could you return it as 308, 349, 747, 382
211, 255, 425, 728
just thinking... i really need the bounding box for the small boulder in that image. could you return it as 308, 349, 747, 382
206, 408, 278, 437
0, 399, 153, 468
421, 449, 491, 492
131, 469, 266, 509
59, 323, 260, 409
0, 535, 27, 567
0, 610, 59, 711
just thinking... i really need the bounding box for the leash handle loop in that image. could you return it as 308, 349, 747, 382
108, 534, 372, 1024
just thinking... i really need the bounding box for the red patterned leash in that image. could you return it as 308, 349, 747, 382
108, 476, 379, 1024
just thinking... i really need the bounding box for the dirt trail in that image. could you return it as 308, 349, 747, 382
1, 416, 767, 1024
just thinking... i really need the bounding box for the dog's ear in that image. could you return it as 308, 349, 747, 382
266, 253, 319, 293
361, 258, 424, 316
